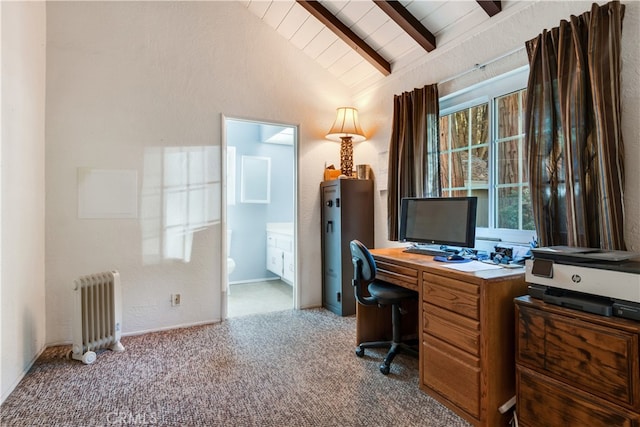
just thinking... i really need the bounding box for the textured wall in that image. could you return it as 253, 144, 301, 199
45, 1, 349, 344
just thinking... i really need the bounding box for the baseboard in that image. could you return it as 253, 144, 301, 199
43, 319, 222, 349
229, 276, 281, 285
122, 319, 221, 338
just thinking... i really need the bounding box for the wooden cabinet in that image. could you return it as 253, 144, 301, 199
420, 269, 527, 427
320, 179, 373, 316
515, 296, 640, 427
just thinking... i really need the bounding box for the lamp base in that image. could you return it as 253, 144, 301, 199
340, 137, 353, 177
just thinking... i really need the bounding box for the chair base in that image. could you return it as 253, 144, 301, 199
354, 300, 419, 375
355, 340, 419, 375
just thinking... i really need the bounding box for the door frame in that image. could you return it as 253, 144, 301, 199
220, 114, 299, 319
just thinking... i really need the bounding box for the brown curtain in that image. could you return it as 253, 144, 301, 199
387, 84, 440, 240
524, 1, 625, 249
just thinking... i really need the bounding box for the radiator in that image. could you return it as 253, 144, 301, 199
71, 270, 125, 364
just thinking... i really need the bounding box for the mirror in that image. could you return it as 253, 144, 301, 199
241, 155, 271, 203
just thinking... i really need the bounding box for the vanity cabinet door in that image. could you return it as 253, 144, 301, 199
283, 251, 294, 283
266, 246, 283, 277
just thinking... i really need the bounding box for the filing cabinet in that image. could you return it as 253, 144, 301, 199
320, 179, 373, 316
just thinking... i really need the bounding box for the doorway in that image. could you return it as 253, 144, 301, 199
222, 117, 297, 318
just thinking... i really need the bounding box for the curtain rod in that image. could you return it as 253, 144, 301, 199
438, 45, 526, 85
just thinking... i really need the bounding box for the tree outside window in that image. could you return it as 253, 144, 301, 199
439, 88, 534, 236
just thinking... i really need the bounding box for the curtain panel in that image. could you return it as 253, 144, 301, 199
524, 1, 625, 249
387, 84, 440, 241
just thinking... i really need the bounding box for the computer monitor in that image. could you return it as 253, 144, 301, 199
399, 197, 478, 249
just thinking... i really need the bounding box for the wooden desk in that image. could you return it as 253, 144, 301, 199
361, 248, 527, 427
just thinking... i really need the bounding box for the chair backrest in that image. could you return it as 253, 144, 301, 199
350, 240, 380, 307
350, 240, 377, 281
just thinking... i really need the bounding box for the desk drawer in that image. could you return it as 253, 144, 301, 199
423, 334, 480, 418
423, 302, 480, 356
517, 366, 640, 427
517, 305, 640, 410
423, 272, 479, 320
376, 261, 418, 292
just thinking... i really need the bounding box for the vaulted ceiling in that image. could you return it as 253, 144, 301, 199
239, 1, 516, 93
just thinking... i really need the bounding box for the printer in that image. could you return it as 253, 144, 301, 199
525, 246, 640, 321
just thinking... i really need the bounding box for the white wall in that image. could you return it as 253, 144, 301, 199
0, 1, 47, 403
353, 0, 640, 252
44, 1, 349, 345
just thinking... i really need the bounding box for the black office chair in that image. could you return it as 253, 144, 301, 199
349, 240, 419, 375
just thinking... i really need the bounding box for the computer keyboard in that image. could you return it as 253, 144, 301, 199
403, 247, 448, 257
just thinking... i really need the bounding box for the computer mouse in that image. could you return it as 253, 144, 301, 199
447, 254, 465, 261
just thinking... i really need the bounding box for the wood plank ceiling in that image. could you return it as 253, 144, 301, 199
239, 0, 504, 92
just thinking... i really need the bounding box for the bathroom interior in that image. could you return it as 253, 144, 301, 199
225, 118, 296, 318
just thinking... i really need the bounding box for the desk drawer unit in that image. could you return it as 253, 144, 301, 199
422, 272, 481, 419
421, 271, 526, 427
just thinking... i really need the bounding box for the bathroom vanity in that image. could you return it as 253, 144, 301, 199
266, 223, 294, 284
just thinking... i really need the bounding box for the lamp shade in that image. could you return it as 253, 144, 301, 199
325, 107, 366, 142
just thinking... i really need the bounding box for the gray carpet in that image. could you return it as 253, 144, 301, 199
1, 308, 471, 427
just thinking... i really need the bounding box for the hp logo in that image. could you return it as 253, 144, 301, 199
571, 274, 582, 283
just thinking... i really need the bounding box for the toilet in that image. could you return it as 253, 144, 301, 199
227, 229, 236, 276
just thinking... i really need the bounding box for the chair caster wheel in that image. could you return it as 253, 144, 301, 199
355, 346, 365, 357
380, 364, 390, 375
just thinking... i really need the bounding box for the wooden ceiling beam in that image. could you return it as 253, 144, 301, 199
476, 1, 502, 17
296, 0, 391, 76
374, 1, 436, 52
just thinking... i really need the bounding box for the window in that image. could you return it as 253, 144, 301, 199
439, 67, 533, 243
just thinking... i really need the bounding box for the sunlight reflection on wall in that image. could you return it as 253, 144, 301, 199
141, 146, 221, 264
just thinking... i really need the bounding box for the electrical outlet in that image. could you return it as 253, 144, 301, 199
171, 293, 181, 307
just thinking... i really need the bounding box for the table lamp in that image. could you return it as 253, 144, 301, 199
326, 107, 366, 177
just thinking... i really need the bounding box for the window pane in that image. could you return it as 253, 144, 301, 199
439, 116, 450, 151
497, 140, 519, 185
497, 91, 522, 139
470, 147, 489, 186
440, 152, 451, 189
451, 150, 465, 188
471, 188, 489, 228
495, 186, 535, 231
521, 137, 529, 182
497, 187, 520, 229
451, 110, 468, 149
470, 104, 488, 145
522, 187, 535, 231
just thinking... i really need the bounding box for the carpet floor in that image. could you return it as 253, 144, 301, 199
1, 308, 471, 427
